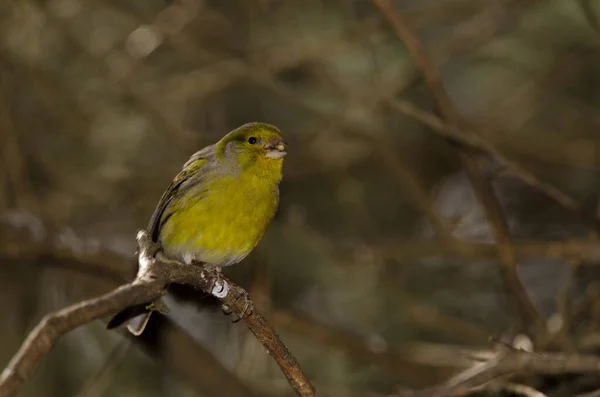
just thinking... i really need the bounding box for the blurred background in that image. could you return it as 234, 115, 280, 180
2, 0, 600, 396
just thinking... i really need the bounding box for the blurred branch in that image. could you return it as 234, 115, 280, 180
463, 159, 544, 334
388, 99, 579, 210
371, 0, 547, 337
381, 238, 600, 264
549, 260, 581, 351
0, 221, 135, 284
578, 0, 600, 37
479, 381, 548, 397
377, 142, 453, 240
0, 71, 39, 213
409, 344, 600, 397
0, 230, 315, 397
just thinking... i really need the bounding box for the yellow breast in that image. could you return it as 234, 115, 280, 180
159, 163, 280, 266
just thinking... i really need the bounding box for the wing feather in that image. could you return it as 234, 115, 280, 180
147, 144, 216, 241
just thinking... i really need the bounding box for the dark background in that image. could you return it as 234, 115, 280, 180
2, 0, 600, 396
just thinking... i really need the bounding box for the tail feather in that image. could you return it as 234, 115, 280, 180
126, 312, 153, 336
107, 303, 153, 336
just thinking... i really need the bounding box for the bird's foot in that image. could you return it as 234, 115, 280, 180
222, 287, 254, 323
201, 264, 225, 297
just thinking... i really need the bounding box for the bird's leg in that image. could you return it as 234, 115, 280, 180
207, 265, 224, 294
191, 264, 253, 321
192, 262, 224, 298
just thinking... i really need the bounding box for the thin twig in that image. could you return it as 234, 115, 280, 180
0, 230, 315, 397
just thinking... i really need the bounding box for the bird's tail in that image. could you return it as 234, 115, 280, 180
107, 300, 162, 336
125, 311, 153, 336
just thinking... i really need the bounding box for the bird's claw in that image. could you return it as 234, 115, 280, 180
221, 289, 254, 323
209, 277, 225, 295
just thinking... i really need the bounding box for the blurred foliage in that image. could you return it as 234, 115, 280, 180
2, 0, 600, 396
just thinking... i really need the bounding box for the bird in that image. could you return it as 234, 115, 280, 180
107, 122, 287, 335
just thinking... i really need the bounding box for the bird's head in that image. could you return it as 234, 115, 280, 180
217, 122, 287, 176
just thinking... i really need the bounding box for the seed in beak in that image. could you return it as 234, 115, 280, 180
265, 138, 287, 159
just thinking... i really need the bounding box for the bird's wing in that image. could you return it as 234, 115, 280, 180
147, 144, 216, 241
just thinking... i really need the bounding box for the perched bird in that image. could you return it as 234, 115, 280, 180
108, 122, 287, 335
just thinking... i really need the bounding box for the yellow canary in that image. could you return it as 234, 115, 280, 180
108, 122, 287, 335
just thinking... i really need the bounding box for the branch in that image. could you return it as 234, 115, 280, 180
376, 141, 453, 240
0, 70, 39, 213
269, 309, 456, 386
388, 99, 578, 210
380, 238, 600, 264
476, 381, 548, 397
578, 0, 600, 38
0, 230, 315, 397
369, 1, 578, 212
371, 0, 547, 337
412, 346, 600, 397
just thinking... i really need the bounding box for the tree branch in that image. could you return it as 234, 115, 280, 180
371, 0, 547, 337
380, 238, 600, 264
411, 346, 600, 397
388, 98, 578, 210
0, 230, 316, 397
412, 349, 600, 397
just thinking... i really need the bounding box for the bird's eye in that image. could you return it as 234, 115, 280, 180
248, 137, 257, 144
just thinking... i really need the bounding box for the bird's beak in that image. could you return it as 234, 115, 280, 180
264, 137, 288, 159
